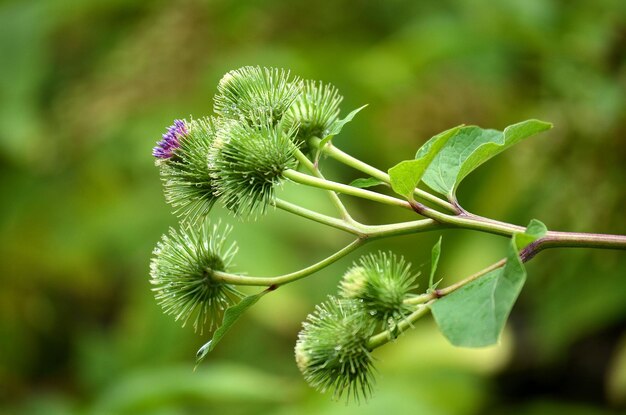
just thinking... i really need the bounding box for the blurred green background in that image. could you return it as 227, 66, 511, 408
1, 0, 625, 414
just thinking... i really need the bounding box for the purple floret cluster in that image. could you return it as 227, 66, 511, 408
153, 120, 188, 159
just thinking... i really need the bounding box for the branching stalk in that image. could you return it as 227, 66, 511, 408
311, 137, 458, 213
293, 148, 352, 221
284, 168, 412, 210
212, 239, 365, 287
403, 229, 626, 307
273, 198, 359, 235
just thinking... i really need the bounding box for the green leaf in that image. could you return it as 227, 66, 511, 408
514, 219, 548, 250
349, 177, 385, 188
418, 119, 552, 197
324, 105, 367, 137
429, 236, 442, 289
430, 239, 526, 347
314, 105, 367, 165
195, 290, 268, 367
388, 125, 462, 199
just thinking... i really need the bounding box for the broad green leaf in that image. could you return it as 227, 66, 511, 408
430, 239, 526, 347
514, 219, 548, 251
429, 236, 442, 289
418, 119, 552, 197
388, 126, 462, 199
324, 105, 367, 137
349, 177, 385, 188
195, 290, 268, 367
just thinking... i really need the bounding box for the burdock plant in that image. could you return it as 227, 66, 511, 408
150, 221, 240, 333
209, 119, 298, 218
339, 252, 419, 330
149, 65, 626, 403
155, 117, 220, 221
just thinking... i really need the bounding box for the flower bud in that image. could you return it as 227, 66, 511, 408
339, 252, 418, 326
284, 80, 343, 142
153, 119, 187, 159
295, 296, 377, 402
157, 117, 220, 222
214, 66, 302, 127
209, 120, 298, 218
150, 221, 240, 333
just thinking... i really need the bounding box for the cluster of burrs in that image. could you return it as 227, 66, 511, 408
149, 66, 427, 402
147, 66, 626, 404
150, 66, 343, 325
296, 252, 420, 401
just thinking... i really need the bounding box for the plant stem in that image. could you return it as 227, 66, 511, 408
284, 169, 412, 210
364, 219, 441, 239
273, 198, 360, 235
367, 301, 435, 349
293, 148, 352, 221
543, 230, 626, 249
403, 228, 626, 306
409, 201, 524, 236
279, 174, 626, 251
311, 137, 457, 213
410, 202, 626, 252
521, 230, 626, 261
294, 149, 626, 247
217, 200, 439, 288
275, 198, 440, 239
211, 239, 365, 287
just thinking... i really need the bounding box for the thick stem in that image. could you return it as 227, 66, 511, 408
212, 239, 365, 287
410, 201, 524, 237
412, 203, 626, 252
405, 228, 626, 306
521, 230, 626, 261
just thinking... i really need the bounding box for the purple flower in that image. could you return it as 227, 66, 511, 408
153, 120, 188, 159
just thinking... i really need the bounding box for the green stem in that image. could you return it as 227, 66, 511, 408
284, 169, 412, 210
520, 230, 626, 261
279, 175, 626, 250
212, 239, 365, 287
412, 203, 626, 251
409, 201, 523, 237
274, 198, 440, 239
541, 230, 626, 250
293, 149, 352, 221
311, 138, 457, 213
363, 219, 441, 240
403, 228, 626, 306
367, 301, 435, 349
273, 198, 360, 235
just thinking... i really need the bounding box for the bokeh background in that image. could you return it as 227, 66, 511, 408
1, 0, 625, 414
